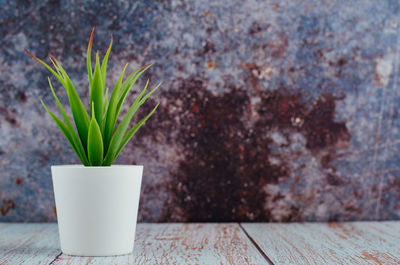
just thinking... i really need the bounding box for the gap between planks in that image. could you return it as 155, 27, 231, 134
1, 223, 268, 265
49, 252, 62, 265
239, 223, 275, 265
241, 221, 400, 265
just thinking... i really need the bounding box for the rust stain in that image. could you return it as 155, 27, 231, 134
15, 177, 23, 185
240, 63, 257, 69
16, 91, 27, 102
304, 94, 350, 151
248, 21, 271, 35
139, 76, 350, 222
0, 106, 19, 127
155, 80, 279, 221
270, 33, 288, 59
0, 199, 15, 216
205, 61, 216, 69
192, 104, 199, 113
200, 41, 216, 55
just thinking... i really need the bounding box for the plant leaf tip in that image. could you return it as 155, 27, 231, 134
88, 26, 96, 49
24, 48, 39, 60
48, 50, 58, 62
39, 99, 48, 110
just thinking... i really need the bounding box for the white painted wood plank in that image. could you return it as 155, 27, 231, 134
242, 221, 400, 265
132, 223, 268, 265
0, 223, 60, 265
52, 223, 268, 265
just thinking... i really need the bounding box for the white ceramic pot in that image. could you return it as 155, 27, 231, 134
51, 165, 143, 256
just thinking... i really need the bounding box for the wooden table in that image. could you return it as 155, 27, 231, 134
0, 222, 399, 264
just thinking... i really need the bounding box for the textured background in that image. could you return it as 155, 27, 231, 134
1, 0, 400, 222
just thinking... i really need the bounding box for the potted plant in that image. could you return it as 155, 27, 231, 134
25, 27, 160, 256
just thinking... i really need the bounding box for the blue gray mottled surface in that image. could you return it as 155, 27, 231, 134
0, 0, 400, 222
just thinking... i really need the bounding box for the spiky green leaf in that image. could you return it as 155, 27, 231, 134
41, 100, 89, 165
103, 87, 109, 118
87, 104, 104, 166
103, 64, 128, 152
48, 78, 89, 165
25, 49, 65, 86
37, 53, 91, 151
116, 64, 152, 117
90, 52, 104, 128
103, 80, 161, 165
101, 36, 113, 87
109, 103, 159, 165
87, 26, 96, 87
27, 28, 161, 166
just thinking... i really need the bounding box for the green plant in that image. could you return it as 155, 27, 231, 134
25, 27, 160, 166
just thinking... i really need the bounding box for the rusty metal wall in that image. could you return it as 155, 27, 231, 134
1, 0, 399, 222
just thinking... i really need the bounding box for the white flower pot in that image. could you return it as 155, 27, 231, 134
51, 165, 143, 256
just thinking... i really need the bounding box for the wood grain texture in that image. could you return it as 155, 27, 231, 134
0, 223, 267, 265
129, 223, 267, 265
0, 223, 60, 265
53, 223, 268, 264
242, 221, 400, 265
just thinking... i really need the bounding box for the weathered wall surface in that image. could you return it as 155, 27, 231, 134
1, 0, 399, 221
